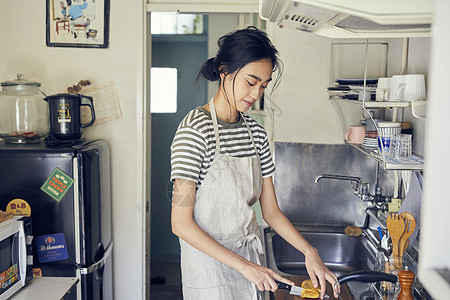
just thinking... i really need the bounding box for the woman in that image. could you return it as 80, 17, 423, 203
170, 26, 340, 299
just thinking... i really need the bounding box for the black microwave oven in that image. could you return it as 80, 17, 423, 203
0, 216, 33, 299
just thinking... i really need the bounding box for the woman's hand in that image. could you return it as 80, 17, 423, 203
304, 247, 340, 299
239, 261, 295, 292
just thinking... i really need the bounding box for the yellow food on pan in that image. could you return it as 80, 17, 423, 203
300, 279, 321, 298
301, 279, 315, 289
300, 288, 320, 299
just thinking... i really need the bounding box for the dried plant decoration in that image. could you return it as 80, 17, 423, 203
67, 80, 91, 93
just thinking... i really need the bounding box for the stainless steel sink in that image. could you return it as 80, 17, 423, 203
265, 227, 431, 300
264, 228, 378, 277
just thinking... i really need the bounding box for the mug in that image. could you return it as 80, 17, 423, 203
376, 88, 390, 101
345, 125, 365, 144
377, 77, 390, 89
389, 74, 426, 101
364, 118, 381, 132
376, 77, 390, 101
377, 122, 401, 155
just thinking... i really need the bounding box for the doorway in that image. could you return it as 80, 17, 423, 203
148, 12, 246, 299
150, 14, 208, 262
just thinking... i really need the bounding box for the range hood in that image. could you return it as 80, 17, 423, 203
259, 0, 434, 38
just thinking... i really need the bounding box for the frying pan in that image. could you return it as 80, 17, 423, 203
337, 270, 397, 285
334, 270, 398, 299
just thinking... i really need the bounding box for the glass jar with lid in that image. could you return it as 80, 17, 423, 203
0, 74, 49, 143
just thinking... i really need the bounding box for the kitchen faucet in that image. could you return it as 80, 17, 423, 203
315, 174, 371, 201
315, 173, 390, 209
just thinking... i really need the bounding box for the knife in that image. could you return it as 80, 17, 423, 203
275, 280, 330, 299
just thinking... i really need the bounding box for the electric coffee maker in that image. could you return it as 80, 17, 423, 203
44, 93, 96, 146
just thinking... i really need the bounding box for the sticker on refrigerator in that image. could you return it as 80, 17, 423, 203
40, 167, 74, 202
35, 233, 69, 263
32, 268, 42, 278
6, 198, 31, 216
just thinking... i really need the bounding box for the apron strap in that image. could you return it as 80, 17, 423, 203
240, 112, 259, 155
209, 98, 221, 154
209, 98, 259, 157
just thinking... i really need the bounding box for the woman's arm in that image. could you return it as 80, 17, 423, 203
259, 176, 340, 299
171, 178, 294, 292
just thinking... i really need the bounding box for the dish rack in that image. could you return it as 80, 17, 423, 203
329, 96, 426, 171
348, 142, 424, 170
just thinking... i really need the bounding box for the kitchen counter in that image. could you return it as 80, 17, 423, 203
9, 277, 78, 300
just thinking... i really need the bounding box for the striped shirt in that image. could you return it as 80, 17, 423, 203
170, 106, 275, 187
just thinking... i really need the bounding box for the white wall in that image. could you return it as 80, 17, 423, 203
0, 1, 147, 299
207, 14, 241, 101
267, 25, 343, 144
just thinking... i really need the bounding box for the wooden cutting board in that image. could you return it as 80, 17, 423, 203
275, 275, 354, 300
0, 210, 13, 223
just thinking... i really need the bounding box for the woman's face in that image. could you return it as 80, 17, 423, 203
221, 59, 273, 113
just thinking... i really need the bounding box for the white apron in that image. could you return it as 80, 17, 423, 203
180, 98, 264, 300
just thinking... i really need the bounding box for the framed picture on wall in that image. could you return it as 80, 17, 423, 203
46, 0, 110, 48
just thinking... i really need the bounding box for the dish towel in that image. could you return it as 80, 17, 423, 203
393, 170, 412, 199
398, 171, 423, 249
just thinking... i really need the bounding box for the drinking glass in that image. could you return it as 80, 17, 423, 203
390, 134, 412, 159
399, 134, 412, 158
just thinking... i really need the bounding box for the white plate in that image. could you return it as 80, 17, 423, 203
349, 85, 377, 91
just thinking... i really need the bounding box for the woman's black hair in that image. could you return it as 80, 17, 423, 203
197, 26, 281, 83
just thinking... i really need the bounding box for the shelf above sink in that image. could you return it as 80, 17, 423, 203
330, 97, 412, 108
330, 98, 428, 118
349, 143, 424, 170
363, 100, 412, 108
329, 97, 412, 108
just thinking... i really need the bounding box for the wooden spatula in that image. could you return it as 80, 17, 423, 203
398, 212, 416, 268
387, 213, 406, 269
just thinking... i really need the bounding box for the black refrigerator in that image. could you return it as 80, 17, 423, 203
0, 139, 113, 300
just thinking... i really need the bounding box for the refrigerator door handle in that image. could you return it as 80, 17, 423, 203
80, 241, 113, 275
